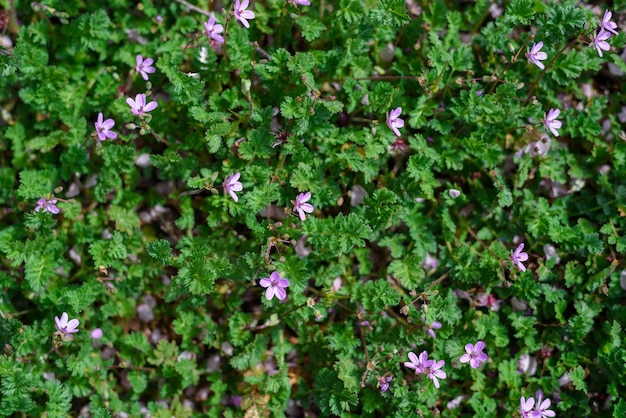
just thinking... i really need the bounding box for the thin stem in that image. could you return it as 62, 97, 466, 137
525, 37, 579, 103
173, 0, 212, 17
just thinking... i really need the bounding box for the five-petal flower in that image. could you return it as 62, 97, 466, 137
55, 312, 80, 335
424, 359, 446, 388
126, 93, 158, 116
234, 0, 255, 28
94, 112, 118, 141
526, 42, 548, 70
35, 198, 60, 214
292, 192, 314, 221
259, 271, 290, 301
404, 351, 430, 374
135, 55, 156, 81
510, 243, 529, 272
386, 107, 404, 137
543, 108, 562, 137
459, 340, 488, 368
224, 172, 243, 202
593, 28, 612, 57
204, 15, 225, 44
534, 392, 556, 418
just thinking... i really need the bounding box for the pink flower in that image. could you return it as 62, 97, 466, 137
459, 340, 488, 368
259, 271, 290, 301
520, 392, 556, 418
386, 107, 404, 137
204, 15, 224, 44
292, 192, 314, 221
90, 328, 103, 339
234, 0, 255, 28
601, 10, 618, 35
55, 312, 79, 335
542, 108, 562, 137
526, 42, 547, 70
126, 93, 158, 116
424, 359, 446, 388
94, 112, 117, 141
534, 392, 556, 418
404, 350, 430, 374
290, 0, 311, 5
510, 243, 529, 272
135, 55, 156, 81
593, 28, 611, 57
35, 198, 60, 214
223, 172, 243, 202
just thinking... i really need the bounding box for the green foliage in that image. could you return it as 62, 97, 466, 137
1, 0, 625, 416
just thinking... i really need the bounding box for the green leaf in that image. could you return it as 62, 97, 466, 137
366, 0, 410, 27
359, 279, 400, 312
147, 239, 174, 266
296, 16, 326, 42
569, 365, 588, 393
303, 213, 373, 255
501, 0, 536, 27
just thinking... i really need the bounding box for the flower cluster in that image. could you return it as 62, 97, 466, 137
593, 11, 618, 57
404, 351, 447, 388
404, 341, 489, 389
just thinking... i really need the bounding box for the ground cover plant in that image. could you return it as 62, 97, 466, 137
1, 0, 626, 416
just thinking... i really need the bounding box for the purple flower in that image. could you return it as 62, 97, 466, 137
379, 375, 392, 392
135, 55, 156, 81
510, 243, 529, 272
426, 321, 442, 338
90, 328, 103, 339
204, 15, 224, 44
259, 271, 290, 301
386, 107, 404, 137
601, 10, 618, 35
404, 350, 430, 374
424, 359, 446, 388
526, 42, 547, 70
224, 172, 243, 202
459, 340, 488, 368
593, 28, 611, 57
55, 312, 79, 335
35, 198, 60, 214
126, 93, 158, 116
534, 391, 556, 418
542, 108, 562, 137
520, 393, 555, 418
234, 0, 255, 28
292, 192, 314, 221
94, 112, 117, 141
291, 0, 311, 5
